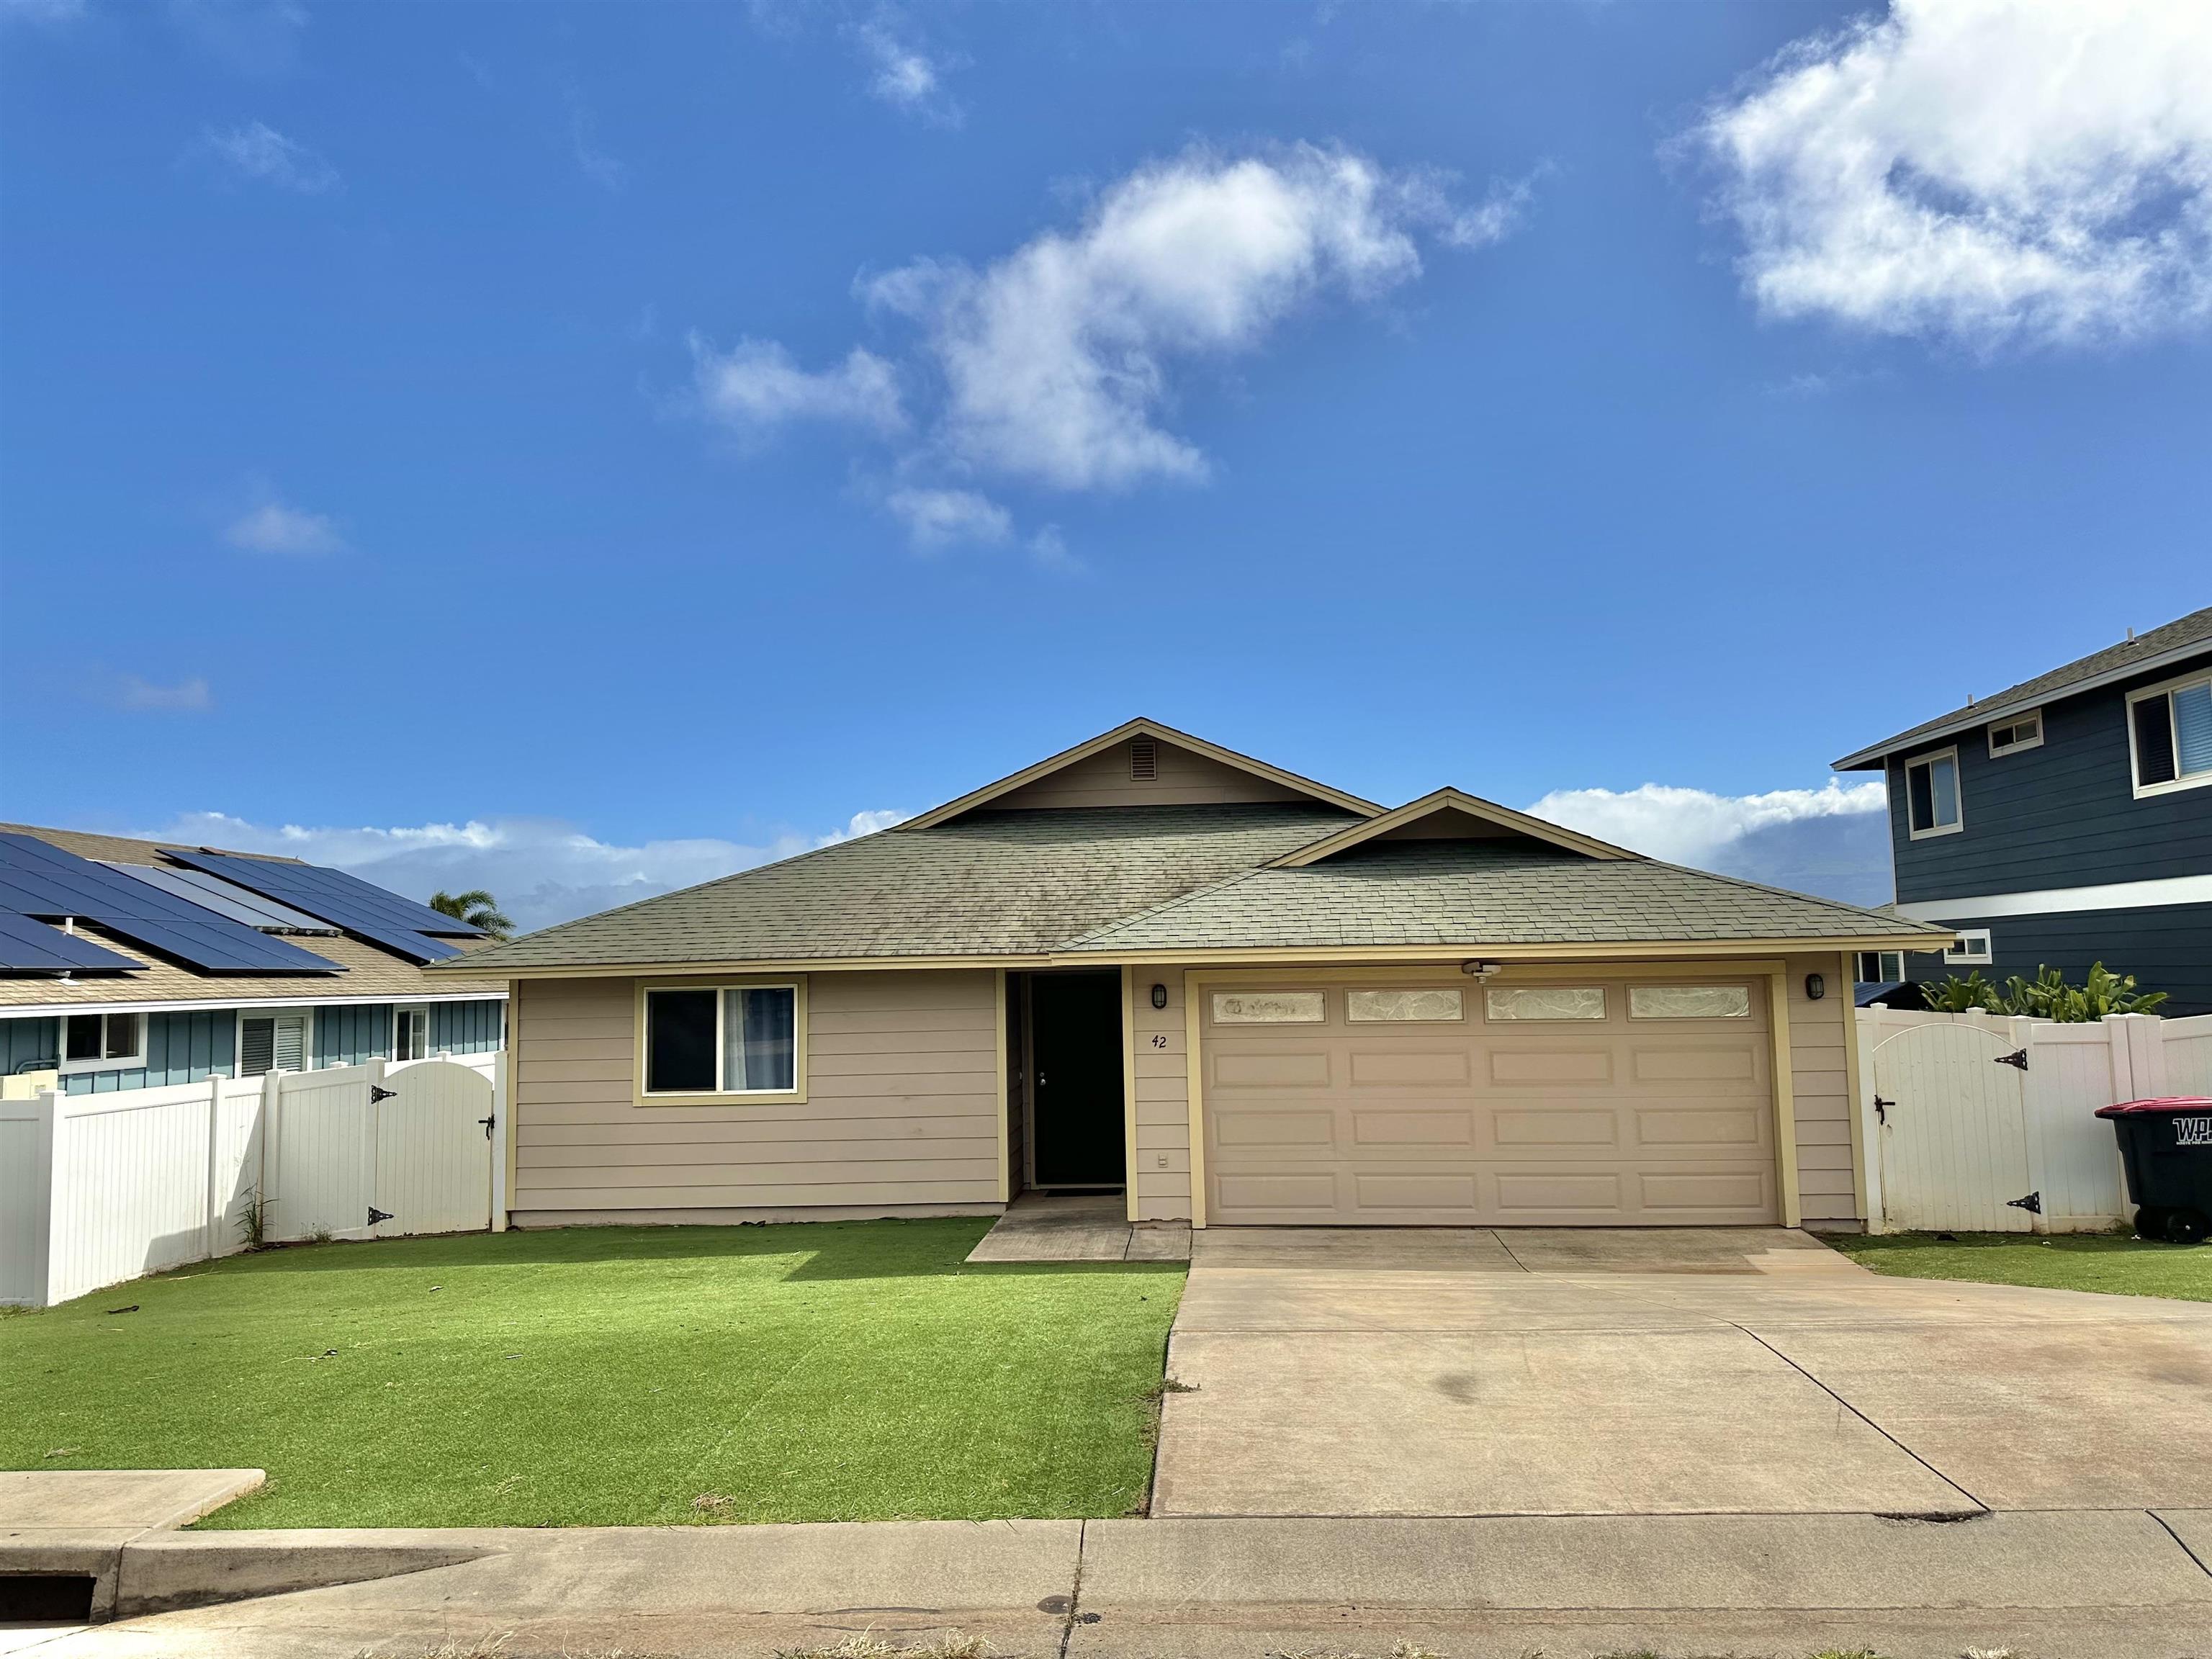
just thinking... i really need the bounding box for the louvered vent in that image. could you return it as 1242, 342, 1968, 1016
240, 1017, 274, 1077
1128, 737, 1159, 781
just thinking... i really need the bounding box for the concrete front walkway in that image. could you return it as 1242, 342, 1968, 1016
1153, 1225, 2212, 1518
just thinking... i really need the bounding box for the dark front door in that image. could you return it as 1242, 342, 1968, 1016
1030, 971, 1125, 1188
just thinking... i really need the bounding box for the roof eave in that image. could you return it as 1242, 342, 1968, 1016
1833, 634, 2212, 770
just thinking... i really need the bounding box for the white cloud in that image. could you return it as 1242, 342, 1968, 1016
133, 807, 910, 934
687, 144, 1529, 541
1699, 0, 2212, 346
112, 674, 212, 714
860, 145, 1520, 490
197, 121, 338, 193
225, 497, 343, 554
692, 338, 904, 435
1527, 778, 1887, 866
884, 485, 1011, 549
853, 22, 961, 125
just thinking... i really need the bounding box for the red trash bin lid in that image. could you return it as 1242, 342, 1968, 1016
2095, 1097, 2212, 1118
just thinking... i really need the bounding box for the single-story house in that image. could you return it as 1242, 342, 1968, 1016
436, 721, 1951, 1232
1, 824, 506, 1094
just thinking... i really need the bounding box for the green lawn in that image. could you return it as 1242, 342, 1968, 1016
0, 1218, 1183, 1529
1832, 1229, 2212, 1302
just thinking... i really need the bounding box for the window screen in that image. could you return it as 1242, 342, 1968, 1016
725, 986, 796, 1092
645, 989, 718, 1093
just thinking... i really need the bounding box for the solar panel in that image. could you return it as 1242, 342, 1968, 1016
0, 911, 145, 974
164, 851, 477, 965
0, 832, 344, 976
100, 861, 338, 934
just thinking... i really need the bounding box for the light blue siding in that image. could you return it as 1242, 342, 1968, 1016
315, 1004, 392, 1068
59, 1010, 235, 1095
431, 999, 503, 1055
2, 1017, 60, 1076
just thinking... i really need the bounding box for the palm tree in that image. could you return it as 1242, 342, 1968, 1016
428, 889, 514, 940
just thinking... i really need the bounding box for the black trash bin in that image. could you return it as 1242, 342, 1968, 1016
2095, 1097, 2212, 1244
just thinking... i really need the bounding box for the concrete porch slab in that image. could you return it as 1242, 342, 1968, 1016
964, 1194, 1190, 1263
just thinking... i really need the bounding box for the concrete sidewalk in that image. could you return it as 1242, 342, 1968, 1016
13, 1509, 2212, 1658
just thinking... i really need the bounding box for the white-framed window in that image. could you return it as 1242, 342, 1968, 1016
1904, 747, 1963, 838
640, 983, 802, 1098
1627, 984, 1751, 1020
1987, 710, 2043, 757
60, 1010, 144, 1072
1345, 988, 1464, 1022
1856, 950, 1906, 983
1485, 986, 1606, 1022
1944, 929, 1993, 966
392, 1004, 429, 1063
2127, 670, 2212, 799
238, 1010, 310, 1078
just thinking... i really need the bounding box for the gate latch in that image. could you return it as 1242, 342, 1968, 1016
367, 1205, 393, 1226
2007, 1191, 2042, 1215
1995, 1049, 2029, 1072
1873, 1094, 1892, 1125
370, 1084, 398, 1102
479, 1113, 496, 1141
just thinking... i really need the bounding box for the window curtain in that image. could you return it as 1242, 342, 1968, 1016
724, 987, 796, 1092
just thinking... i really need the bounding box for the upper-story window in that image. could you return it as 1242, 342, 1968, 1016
1904, 747, 1962, 838
1986, 711, 2042, 756
2128, 670, 2212, 799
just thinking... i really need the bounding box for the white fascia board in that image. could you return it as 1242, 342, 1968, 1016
0, 989, 508, 1020
1894, 874, 2212, 922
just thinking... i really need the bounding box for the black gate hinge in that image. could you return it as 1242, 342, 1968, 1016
2008, 1191, 2041, 1215
367, 1205, 393, 1226
1873, 1095, 1892, 1124
370, 1084, 398, 1102
1995, 1049, 2028, 1071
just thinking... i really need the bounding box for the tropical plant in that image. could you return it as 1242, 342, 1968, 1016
1924, 963, 2167, 1021
1922, 971, 2005, 1012
428, 889, 513, 940
1999, 962, 2167, 1022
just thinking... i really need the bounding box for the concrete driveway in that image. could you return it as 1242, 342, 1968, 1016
1151, 1226, 2212, 1518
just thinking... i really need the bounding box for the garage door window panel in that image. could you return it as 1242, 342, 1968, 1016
1485, 986, 1606, 1021
1346, 989, 1463, 1022
1212, 991, 1326, 1024
1628, 985, 1753, 1020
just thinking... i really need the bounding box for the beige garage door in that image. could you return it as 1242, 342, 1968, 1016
1201, 978, 1779, 1226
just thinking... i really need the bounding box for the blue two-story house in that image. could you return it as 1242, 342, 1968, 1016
1835, 606, 2212, 1015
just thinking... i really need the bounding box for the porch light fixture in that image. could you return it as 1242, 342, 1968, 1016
1804, 973, 1825, 1002
1460, 960, 1503, 979
1150, 983, 1168, 1010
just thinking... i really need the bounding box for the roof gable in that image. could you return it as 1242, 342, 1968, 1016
897, 718, 1382, 831
1269, 787, 1636, 868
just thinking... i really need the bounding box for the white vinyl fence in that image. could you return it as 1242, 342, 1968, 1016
1859, 1010, 2212, 1235
1, 1052, 507, 1308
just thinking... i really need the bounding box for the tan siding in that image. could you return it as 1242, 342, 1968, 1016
1128, 967, 1195, 1220
991, 739, 1307, 811
510, 970, 1002, 1219
1786, 953, 1860, 1224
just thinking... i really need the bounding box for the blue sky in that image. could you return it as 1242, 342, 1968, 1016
4, 0, 2208, 929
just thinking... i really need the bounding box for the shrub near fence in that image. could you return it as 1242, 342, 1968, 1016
1858, 1009, 2212, 1236
0, 1052, 506, 1308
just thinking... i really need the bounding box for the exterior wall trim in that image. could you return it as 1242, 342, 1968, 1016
994, 968, 1011, 1205
0, 990, 505, 1020
1120, 966, 1139, 1223
1897, 874, 2212, 921
1768, 968, 1802, 1228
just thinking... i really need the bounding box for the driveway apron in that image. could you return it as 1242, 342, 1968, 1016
1150, 1226, 2212, 1518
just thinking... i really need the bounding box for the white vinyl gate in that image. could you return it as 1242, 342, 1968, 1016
268, 1058, 495, 1241
1871, 1020, 2034, 1233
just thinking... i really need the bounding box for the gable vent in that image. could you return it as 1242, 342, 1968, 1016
1128, 737, 1159, 781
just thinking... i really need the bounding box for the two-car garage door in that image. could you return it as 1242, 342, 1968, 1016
1200, 978, 1779, 1226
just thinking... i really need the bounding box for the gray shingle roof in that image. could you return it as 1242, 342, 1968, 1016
448, 805, 1361, 971
1836, 606, 2212, 768
449, 804, 1946, 975
1061, 841, 1951, 953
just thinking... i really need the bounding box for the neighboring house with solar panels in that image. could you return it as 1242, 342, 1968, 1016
1835, 606, 2212, 1015
0, 824, 506, 1095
